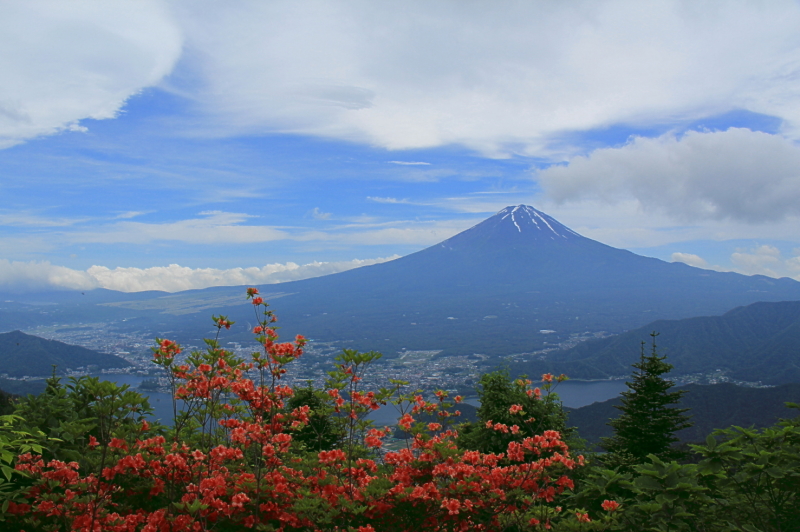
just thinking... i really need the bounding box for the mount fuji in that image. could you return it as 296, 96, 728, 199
145, 205, 800, 359
10, 206, 800, 363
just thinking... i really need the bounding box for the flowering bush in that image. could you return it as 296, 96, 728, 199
7, 290, 586, 531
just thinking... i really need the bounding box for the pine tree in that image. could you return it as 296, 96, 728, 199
600, 333, 692, 470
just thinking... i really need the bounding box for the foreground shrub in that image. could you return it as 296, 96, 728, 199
6, 290, 583, 531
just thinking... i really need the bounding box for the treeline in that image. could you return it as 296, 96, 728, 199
0, 294, 798, 531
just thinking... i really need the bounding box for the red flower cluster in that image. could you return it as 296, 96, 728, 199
8, 289, 584, 531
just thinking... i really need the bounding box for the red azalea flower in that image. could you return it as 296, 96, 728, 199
602, 500, 621, 512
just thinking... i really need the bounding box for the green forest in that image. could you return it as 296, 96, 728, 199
0, 297, 798, 532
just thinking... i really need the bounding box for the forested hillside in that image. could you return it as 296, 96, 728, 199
521, 300, 800, 384
0, 330, 132, 377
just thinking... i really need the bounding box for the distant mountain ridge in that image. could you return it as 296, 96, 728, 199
4, 206, 800, 366
519, 300, 800, 385
0, 330, 132, 377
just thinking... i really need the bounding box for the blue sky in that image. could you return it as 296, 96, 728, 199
2, 1, 800, 292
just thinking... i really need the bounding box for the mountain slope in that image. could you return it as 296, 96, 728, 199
518, 300, 800, 384
9, 206, 800, 364
0, 330, 132, 377
195, 205, 800, 357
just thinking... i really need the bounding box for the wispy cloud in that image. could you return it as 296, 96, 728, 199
388, 161, 430, 166
367, 197, 411, 204
309, 207, 331, 220
469, 189, 522, 195
331, 225, 468, 247
113, 211, 150, 220
0, 212, 90, 227
6, 210, 479, 255
364, 195, 521, 214
67, 212, 286, 245
671, 252, 709, 269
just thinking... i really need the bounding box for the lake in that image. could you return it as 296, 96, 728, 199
95, 374, 629, 426
366, 379, 629, 426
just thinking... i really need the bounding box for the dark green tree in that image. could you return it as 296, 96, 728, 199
601, 333, 692, 470
457, 368, 572, 455
13, 372, 156, 463
697, 404, 800, 532
0, 389, 15, 416
286, 382, 344, 452
564, 404, 800, 532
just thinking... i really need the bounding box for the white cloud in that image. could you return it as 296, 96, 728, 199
86, 257, 400, 292
0, 0, 182, 147
0, 212, 90, 227
787, 254, 800, 275
671, 253, 708, 269
7, 2, 800, 157
333, 223, 474, 247
114, 211, 150, 220
0, 257, 400, 293
535, 197, 800, 251
367, 197, 410, 204
165, 0, 800, 156
730, 245, 785, 278
363, 195, 519, 214
636, 245, 800, 281
62, 211, 476, 249
322, 215, 481, 245
0, 209, 481, 256
0, 259, 98, 291
68, 211, 289, 245
309, 207, 331, 220
388, 161, 431, 166
538, 128, 800, 223
663, 244, 800, 280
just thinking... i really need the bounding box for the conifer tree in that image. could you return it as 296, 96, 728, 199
601, 333, 692, 470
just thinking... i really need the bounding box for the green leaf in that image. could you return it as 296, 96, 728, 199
634, 475, 663, 491
0, 465, 14, 481
764, 467, 785, 479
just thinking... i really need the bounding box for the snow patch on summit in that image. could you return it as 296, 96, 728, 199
497, 205, 577, 239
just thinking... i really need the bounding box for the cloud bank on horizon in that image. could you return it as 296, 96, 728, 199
1, 0, 800, 291
0, 256, 399, 294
